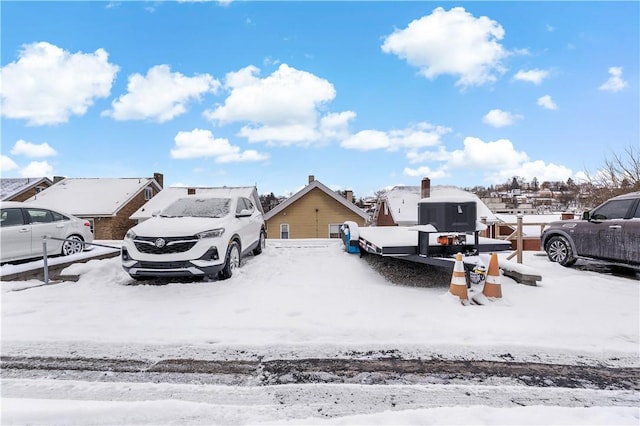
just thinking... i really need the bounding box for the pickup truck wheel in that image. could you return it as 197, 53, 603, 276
253, 230, 266, 255
219, 241, 240, 280
546, 236, 577, 267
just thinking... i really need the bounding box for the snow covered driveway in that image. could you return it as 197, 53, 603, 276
2, 239, 639, 424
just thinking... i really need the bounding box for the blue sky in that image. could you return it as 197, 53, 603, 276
1, 1, 638, 198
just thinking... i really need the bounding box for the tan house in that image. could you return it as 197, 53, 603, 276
0, 177, 54, 201
23, 173, 164, 240
264, 176, 368, 239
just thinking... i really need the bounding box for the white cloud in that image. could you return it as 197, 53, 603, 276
513, 69, 549, 85
403, 165, 449, 179
406, 146, 451, 164
204, 64, 349, 146
537, 95, 558, 110
103, 65, 219, 122
449, 137, 529, 169
170, 128, 268, 163
0, 42, 119, 126
19, 161, 53, 177
10, 140, 57, 158
407, 136, 574, 184
482, 109, 523, 127
598, 67, 628, 93
319, 111, 356, 140
1, 155, 19, 172
485, 160, 574, 184
341, 122, 451, 151
381, 6, 508, 89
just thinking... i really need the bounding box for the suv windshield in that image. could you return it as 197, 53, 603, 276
161, 198, 231, 218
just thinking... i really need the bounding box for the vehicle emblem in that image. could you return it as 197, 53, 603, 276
154, 238, 166, 248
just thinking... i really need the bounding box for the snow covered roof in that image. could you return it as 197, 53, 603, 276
23, 177, 162, 217
130, 186, 262, 220
382, 185, 499, 226
264, 180, 368, 221
0, 177, 53, 201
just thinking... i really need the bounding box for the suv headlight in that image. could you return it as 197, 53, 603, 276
197, 228, 225, 239
125, 230, 137, 240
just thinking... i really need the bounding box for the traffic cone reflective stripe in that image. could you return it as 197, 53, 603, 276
449, 253, 469, 304
482, 252, 502, 299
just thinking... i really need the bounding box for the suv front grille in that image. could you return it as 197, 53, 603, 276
138, 260, 192, 269
134, 236, 198, 254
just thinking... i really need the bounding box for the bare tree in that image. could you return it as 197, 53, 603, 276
581, 145, 640, 206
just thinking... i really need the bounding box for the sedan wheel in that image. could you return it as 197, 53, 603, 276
62, 235, 84, 256
546, 236, 576, 267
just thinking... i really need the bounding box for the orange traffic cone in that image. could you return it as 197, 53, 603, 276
448, 253, 469, 305
482, 252, 502, 299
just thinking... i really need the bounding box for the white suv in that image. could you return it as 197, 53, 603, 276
121, 195, 266, 280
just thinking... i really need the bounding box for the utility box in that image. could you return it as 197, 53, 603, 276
418, 200, 477, 233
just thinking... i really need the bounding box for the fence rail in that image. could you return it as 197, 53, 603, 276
481, 215, 549, 264
42, 236, 120, 285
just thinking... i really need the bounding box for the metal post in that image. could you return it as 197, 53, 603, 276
517, 214, 523, 264
42, 236, 49, 285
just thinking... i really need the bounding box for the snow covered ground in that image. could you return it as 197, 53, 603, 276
1, 239, 639, 424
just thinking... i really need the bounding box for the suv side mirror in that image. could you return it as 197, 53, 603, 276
236, 209, 252, 218
582, 211, 590, 220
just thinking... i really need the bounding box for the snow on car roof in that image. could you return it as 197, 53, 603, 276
130, 186, 258, 220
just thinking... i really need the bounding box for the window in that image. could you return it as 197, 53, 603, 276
51, 211, 68, 222
0, 208, 24, 227
591, 199, 635, 220
27, 208, 53, 224
280, 223, 289, 239
236, 198, 255, 215
144, 187, 153, 201
328, 224, 342, 239
634, 202, 640, 219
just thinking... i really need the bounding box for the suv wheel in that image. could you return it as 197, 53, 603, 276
219, 241, 240, 280
253, 230, 266, 255
546, 236, 577, 267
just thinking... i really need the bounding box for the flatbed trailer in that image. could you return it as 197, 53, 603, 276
342, 222, 541, 286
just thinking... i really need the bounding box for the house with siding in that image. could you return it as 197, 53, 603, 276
373, 177, 499, 227
23, 173, 164, 240
1, 177, 54, 201
264, 176, 368, 239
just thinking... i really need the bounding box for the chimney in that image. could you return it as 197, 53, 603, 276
421, 177, 431, 199
187, 188, 196, 195
308, 175, 315, 184
53, 176, 65, 184
153, 172, 164, 188
345, 190, 353, 203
